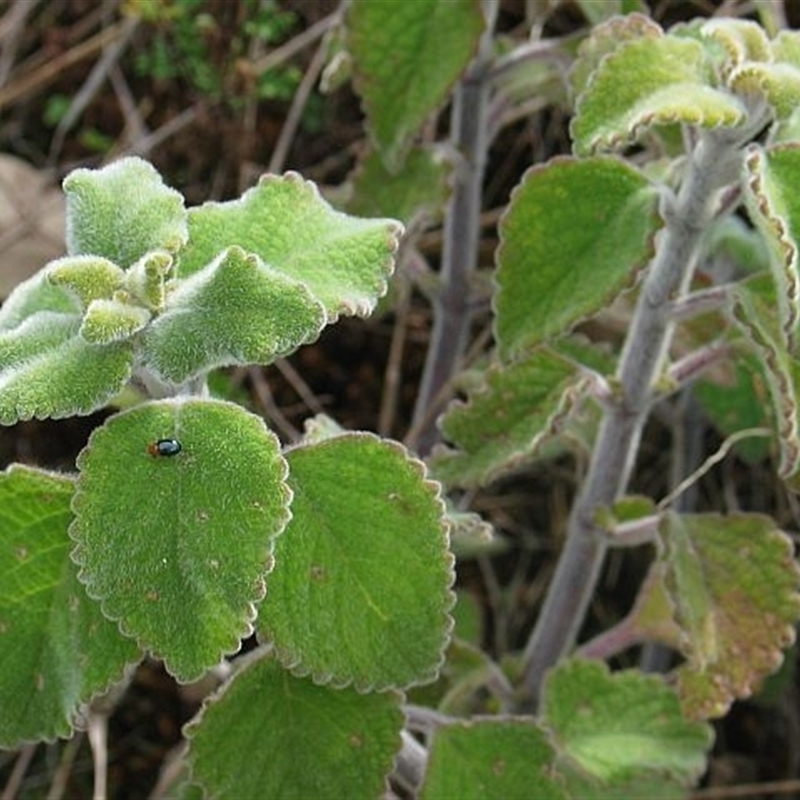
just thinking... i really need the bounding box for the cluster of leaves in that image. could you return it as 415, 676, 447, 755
0, 156, 458, 795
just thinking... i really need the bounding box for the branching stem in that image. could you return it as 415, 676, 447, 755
520, 129, 746, 701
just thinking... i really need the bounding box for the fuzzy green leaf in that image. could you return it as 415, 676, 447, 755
0, 465, 139, 746
0, 269, 80, 332
177, 172, 402, 320
421, 719, 566, 800
570, 13, 662, 104
731, 63, 800, 120
347, 0, 484, 171
495, 156, 660, 359
0, 312, 133, 424
144, 246, 326, 382
258, 433, 454, 691
773, 30, 800, 67
80, 298, 151, 345
47, 255, 126, 307
742, 144, 800, 348
572, 33, 746, 155
186, 650, 403, 799
543, 660, 712, 792
70, 399, 291, 682
63, 157, 187, 267
662, 513, 800, 719
432, 348, 587, 488
700, 18, 772, 68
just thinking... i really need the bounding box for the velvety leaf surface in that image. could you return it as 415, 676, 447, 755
421, 719, 566, 800
662, 513, 800, 719
186, 650, 403, 800
63, 156, 188, 266
143, 246, 326, 382
742, 144, 800, 348
80, 298, 151, 345
70, 398, 291, 682
176, 172, 402, 319
495, 156, 660, 360
543, 660, 712, 791
347, 0, 484, 171
569, 13, 662, 104
258, 433, 454, 691
0, 312, 133, 424
47, 255, 126, 307
431, 348, 586, 488
572, 33, 746, 155
0, 465, 139, 746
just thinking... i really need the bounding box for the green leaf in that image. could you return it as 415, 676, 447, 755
421, 719, 566, 800
495, 157, 660, 359
0, 312, 133, 424
732, 274, 800, 481
47, 255, 126, 307
661, 512, 800, 719
345, 146, 452, 226
431, 348, 587, 488
742, 144, 800, 348
0, 465, 140, 746
572, 33, 747, 155
773, 30, 800, 67
70, 398, 291, 682
0, 269, 80, 332
80, 297, 152, 345
570, 13, 663, 105
700, 18, 772, 68
543, 660, 712, 793
347, 0, 484, 171
186, 650, 403, 800
177, 172, 402, 320
692, 352, 773, 464
731, 62, 800, 120
144, 246, 326, 382
258, 433, 454, 691
407, 638, 494, 715
63, 157, 188, 267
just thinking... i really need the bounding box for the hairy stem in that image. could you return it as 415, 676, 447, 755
409, 12, 494, 455
520, 130, 745, 701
